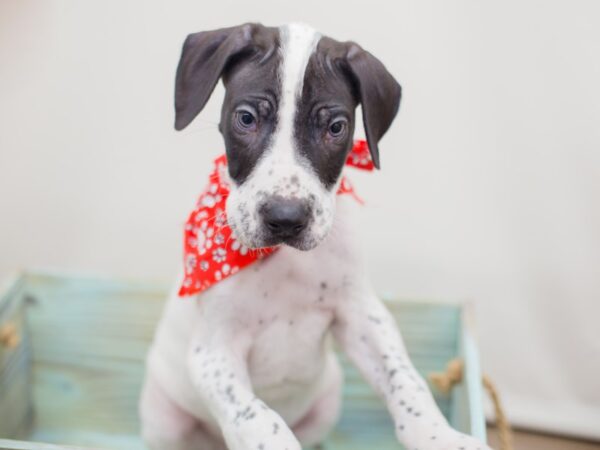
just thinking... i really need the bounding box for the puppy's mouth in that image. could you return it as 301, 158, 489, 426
231, 224, 321, 252
261, 232, 319, 252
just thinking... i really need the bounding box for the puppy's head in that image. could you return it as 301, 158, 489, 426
175, 23, 401, 250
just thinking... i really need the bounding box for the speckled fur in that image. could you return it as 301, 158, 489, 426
141, 23, 492, 450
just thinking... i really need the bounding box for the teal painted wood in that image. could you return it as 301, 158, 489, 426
0, 274, 33, 441
0, 271, 487, 450
458, 306, 487, 440
0, 438, 102, 449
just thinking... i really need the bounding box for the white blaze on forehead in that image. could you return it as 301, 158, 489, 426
274, 23, 321, 158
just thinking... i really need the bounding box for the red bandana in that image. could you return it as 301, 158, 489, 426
179, 140, 374, 296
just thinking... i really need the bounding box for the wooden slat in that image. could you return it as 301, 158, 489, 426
23, 274, 164, 442
0, 274, 33, 440
0, 438, 103, 450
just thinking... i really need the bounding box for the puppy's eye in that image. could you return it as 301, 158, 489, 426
240, 112, 255, 126
328, 119, 346, 137
235, 110, 257, 130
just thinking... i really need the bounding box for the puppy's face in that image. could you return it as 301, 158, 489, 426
175, 23, 401, 250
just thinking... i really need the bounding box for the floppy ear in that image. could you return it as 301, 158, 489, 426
345, 44, 401, 169
174, 24, 258, 130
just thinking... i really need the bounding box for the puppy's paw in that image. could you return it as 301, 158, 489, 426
400, 427, 493, 450
223, 423, 302, 450
437, 430, 493, 450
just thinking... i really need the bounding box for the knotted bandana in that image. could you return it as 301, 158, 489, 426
179, 140, 374, 296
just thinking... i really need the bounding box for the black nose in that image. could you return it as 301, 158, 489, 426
261, 197, 310, 239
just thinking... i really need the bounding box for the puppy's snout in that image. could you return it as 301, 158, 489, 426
260, 197, 310, 239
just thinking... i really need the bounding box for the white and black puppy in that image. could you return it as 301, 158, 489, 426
140, 23, 492, 450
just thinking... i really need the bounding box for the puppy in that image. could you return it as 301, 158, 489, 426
140, 23, 492, 450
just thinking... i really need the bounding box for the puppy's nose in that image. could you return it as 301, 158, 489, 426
261, 197, 310, 239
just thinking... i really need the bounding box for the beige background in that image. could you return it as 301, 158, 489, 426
1, 0, 599, 440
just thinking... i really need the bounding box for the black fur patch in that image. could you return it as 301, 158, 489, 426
219, 27, 281, 184
293, 37, 359, 189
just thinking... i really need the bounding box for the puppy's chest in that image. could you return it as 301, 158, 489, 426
247, 304, 332, 387
230, 240, 356, 314
236, 250, 353, 385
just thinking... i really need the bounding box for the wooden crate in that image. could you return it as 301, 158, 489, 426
0, 271, 487, 449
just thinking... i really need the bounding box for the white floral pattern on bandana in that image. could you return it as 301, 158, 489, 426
179, 140, 374, 296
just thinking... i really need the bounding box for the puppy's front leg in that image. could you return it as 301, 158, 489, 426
332, 282, 493, 450
188, 339, 302, 450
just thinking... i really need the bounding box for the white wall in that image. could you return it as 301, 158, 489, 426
1, 0, 599, 440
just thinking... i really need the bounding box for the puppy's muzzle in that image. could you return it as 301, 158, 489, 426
260, 196, 311, 240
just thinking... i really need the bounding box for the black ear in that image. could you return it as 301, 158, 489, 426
174, 24, 259, 130
345, 44, 401, 169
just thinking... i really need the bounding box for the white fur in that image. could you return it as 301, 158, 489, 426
226, 24, 335, 251
141, 23, 492, 450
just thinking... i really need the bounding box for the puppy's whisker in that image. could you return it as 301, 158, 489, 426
224, 233, 234, 249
